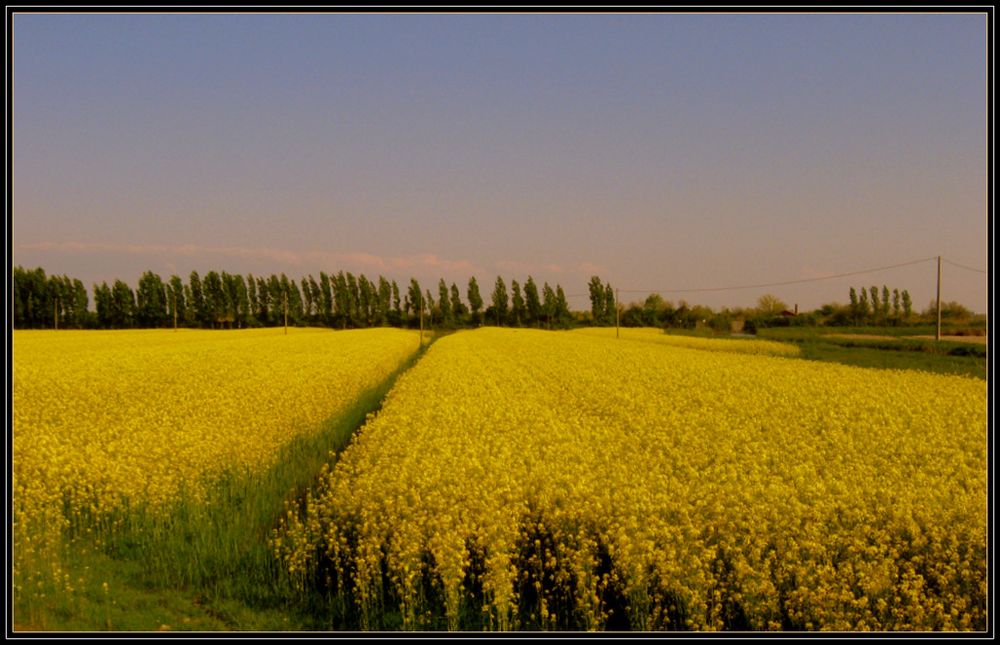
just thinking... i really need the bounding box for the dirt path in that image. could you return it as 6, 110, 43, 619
824, 333, 987, 345
912, 335, 988, 345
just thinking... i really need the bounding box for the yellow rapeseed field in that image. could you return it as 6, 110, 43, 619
573, 326, 802, 357
274, 327, 987, 631
13, 327, 418, 594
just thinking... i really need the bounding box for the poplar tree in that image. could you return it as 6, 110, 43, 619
346, 273, 360, 326
510, 279, 524, 327
300, 277, 313, 320
407, 279, 423, 328
319, 272, 334, 325
542, 282, 556, 329
391, 280, 402, 326
110, 279, 136, 328
189, 271, 209, 328
467, 277, 483, 326
438, 279, 452, 327
524, 276, 541, 327
169, 275, 186, 328
491, 276, 509, 326
256, 276, 271, 325
94, 282, 113, 328
588, 276, 605, 324
555, 285, 570, 328
902, 290, 912, 320
333, 272, 349, 328
424, 289, 435, 326
358, 275, 373, 326
136, 270, 168, 328
450, 283, 466, 325
881, 286, 890, 326
377, 276, 392, 326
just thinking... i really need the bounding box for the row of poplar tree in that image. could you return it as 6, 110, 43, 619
848, 285, 913, 327
11, 265, 589, 330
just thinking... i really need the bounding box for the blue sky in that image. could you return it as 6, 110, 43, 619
12, 12, 989, 311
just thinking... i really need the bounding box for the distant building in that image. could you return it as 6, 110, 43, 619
780, 304, 799, 317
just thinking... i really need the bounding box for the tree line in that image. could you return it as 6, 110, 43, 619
14, 266, 973, 332
11, 266, 579, 331
847, 285, 912, 327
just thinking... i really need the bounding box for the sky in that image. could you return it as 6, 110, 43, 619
11, 12, 990, 313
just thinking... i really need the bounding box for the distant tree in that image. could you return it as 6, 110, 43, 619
300, 277, 314, 321
604, 284, 617, 326
643, 294, 666, 327
467, 277, 483, 326
110, 279, 136, 328
450, 283, 466, 325
424, 289, 435, 326
256, 276, 271, 325
892, 288, 901, 320
71, 278, 90, 328
233, 273, 251, 328
555, 285, 571, 328
135, 271, 167, 328
542, 282, 556, 329
438, 279, 452, 327
358, 275, 374, 326
881, 285, 890, 325
869, 286, 880, 325
189, 271, 209, 328
94, 282, 113, 329
510, 279, 524, 327
390, 280, 403, 326
756, 293, 788, 318
169, 275, 186, 328
377, 276, 392, 326
622, 301, 645, 327
588, 276, 605, 324
203, 271, 229, 328
345, 273, 360, 327
925, 300, 973, 321
849, 287, 859, 325
901, 290, 912, 321
491, 276, 509, 326
245, 275, 258, 327
858, 287, 870, 324
407, 279, 423, 328
319, 272, 334, 325
524, 276, 542, 328
285, 274, 304, 324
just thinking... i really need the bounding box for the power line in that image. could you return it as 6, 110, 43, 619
615, 256, 938, 295
942, 259, 988, 275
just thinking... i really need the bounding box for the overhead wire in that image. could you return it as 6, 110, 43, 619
613, 256, 938, 295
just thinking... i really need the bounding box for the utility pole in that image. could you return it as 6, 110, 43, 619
936, 255, 942, 342
615, 288, 620, 339
283, 290, 288, 335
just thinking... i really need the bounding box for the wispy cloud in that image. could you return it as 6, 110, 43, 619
16, 241, 482, 278
495, 260, 570, 275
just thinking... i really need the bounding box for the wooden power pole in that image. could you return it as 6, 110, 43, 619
936, 255, 942, 342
